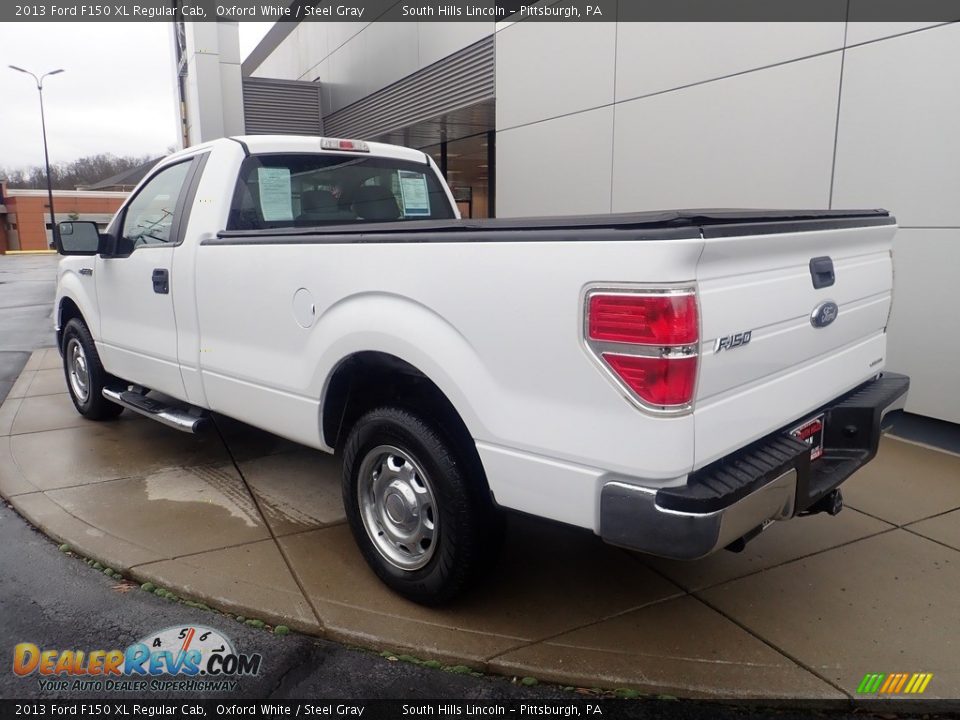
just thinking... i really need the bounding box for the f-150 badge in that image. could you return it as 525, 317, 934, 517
715, 330, 752, 353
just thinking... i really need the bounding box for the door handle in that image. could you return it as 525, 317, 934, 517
152, 268, 170, 294
809, 256, 835, 289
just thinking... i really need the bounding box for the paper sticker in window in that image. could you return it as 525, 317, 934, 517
257, 167, 293, 221
398, 170, 431, 217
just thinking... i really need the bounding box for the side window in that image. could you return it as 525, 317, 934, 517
121, 161, 192, 248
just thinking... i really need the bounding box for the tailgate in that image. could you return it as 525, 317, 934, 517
693, 214, 897, 468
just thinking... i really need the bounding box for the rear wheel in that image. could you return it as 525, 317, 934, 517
342, 406, 499, 605
61, 318, 124, 420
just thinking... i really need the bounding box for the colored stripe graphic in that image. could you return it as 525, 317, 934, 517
894, 674, 909, 693
857, 672, 933, 694
880, 674, 897, 693
857, 673, 885, 693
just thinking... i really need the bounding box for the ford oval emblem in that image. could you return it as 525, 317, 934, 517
811, 301, 839, 328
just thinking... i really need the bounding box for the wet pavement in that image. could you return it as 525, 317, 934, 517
3, 348, 960, 703
0, 254, 57, 402
0, 499, 584, 703
1, 253, 959, 708
4, 492, 922, 720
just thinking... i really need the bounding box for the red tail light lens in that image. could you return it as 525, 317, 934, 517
585, 288, 699, 411
601, 354, 697, 407
589, 294, 698, 345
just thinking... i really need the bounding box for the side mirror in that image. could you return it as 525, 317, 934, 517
57, 221, 103, 256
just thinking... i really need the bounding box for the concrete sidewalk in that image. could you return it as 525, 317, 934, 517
2, 350, 959, 703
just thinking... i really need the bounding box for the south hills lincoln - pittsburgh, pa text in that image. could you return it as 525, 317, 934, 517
400, 3, 603, 17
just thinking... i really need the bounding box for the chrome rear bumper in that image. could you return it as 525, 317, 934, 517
599, 372, 909, 560
600, 470, 797, 560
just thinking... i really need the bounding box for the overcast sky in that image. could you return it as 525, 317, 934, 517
0, 22, 273, 170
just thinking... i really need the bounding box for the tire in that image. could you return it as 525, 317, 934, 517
342, 406, 499, 605
61, 318, 124, 420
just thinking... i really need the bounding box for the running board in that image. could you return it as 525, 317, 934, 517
102, 387, 210, 434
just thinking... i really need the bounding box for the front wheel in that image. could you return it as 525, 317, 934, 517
342, 406, 499, 605
61, 318, 124, 420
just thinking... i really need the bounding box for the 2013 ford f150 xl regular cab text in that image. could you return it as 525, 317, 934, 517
53, 136, 909, 604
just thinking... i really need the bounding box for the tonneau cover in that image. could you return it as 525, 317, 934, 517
214, 208, 894, 241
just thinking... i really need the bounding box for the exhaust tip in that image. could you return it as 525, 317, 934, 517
827, 489, 844, 516
724, 523, 766, 554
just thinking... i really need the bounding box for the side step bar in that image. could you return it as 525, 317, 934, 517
102, 387, 210, 434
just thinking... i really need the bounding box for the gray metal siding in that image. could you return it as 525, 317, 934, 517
323, 36, 494, 139
242, 78, 324, 136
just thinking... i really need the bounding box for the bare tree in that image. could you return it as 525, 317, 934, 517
0, 153, 156, 190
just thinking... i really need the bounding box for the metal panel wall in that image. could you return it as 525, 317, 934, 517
242, 77, 324, 136
323, 37, 494, 139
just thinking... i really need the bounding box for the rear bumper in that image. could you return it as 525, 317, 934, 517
600, 372, 909, 559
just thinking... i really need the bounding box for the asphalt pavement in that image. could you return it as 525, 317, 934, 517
0, 255, 57, 403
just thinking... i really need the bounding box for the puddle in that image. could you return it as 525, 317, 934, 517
144, 465, 262, 528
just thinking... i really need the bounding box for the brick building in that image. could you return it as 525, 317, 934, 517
0, 182, 128, 253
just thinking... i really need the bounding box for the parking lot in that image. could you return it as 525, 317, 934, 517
1, 254, 959, 704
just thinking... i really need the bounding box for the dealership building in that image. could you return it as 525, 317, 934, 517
173, 17, 959, 425
0, 184, 128, 253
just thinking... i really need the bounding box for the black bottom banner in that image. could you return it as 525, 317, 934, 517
0, 700, 647, 720
3, 698, 960, 720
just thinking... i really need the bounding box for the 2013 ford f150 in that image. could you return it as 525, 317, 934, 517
54, 135, 909, 604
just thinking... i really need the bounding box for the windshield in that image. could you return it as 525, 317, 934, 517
226, 152, 455, 230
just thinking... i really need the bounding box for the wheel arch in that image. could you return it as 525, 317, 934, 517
55, 274, 100, 350
321, 350, 491, 497
57, 296, 86, 349
308, 291, 496, 444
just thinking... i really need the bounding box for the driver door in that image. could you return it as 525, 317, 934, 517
95, 159, 196, 400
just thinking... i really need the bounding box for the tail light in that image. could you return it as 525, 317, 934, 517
320, 137, 370, 152
584, 288, 699, 413
589, 293, 698, 345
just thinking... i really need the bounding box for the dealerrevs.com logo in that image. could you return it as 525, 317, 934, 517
13, 625, 262, 693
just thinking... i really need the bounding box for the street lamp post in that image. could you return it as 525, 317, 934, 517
8, 65, 64, 249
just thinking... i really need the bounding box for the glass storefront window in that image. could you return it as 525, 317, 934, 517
422, 132, 492, 219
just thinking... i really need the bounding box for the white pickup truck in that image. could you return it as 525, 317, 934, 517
54, 135, 908, 604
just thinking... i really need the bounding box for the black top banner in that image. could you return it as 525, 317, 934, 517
4, 0, 960, 23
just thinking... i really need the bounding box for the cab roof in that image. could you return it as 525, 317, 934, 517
159, 135, 431, 168
230, 135, 429, 164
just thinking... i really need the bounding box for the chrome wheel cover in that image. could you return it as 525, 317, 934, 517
357, 444, 439, 571
66, 338, 90, 403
